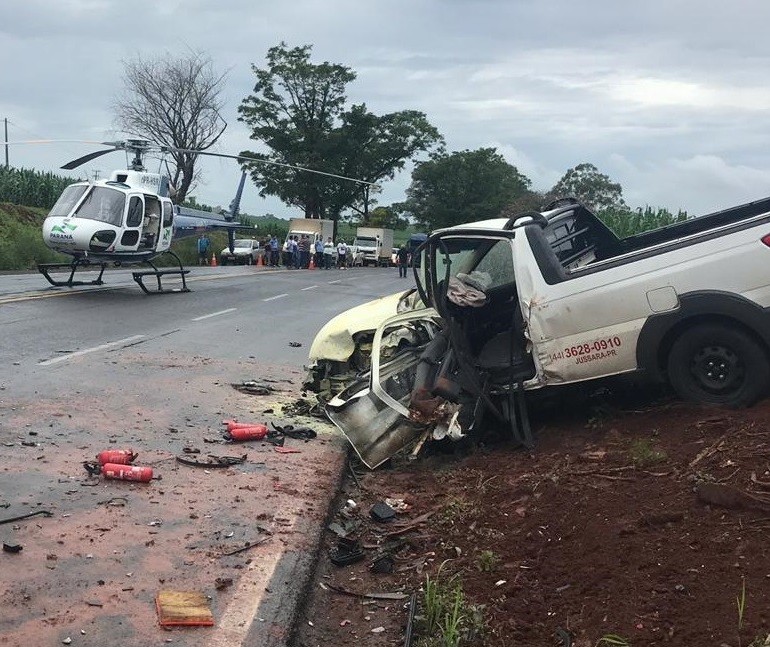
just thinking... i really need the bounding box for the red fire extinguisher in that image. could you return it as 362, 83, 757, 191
226, 424, 268, 441
97, 449, 137, 465
224, 420, 265, 432
100, 463, 153, 482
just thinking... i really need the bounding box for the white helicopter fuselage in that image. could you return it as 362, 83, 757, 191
42, 170, 174, 263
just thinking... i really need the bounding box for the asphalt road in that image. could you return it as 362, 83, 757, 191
0, 264, 412, 647
0, 264, 411, 371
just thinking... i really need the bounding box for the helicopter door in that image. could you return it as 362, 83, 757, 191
141, 195, 162, 250
158, 200, 174, 251
117, 195, 144, 251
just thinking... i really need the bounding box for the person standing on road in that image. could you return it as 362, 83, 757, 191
314, 237, 324, 269
397, 244, 409, 278
298, 234, 310, 269
269, 235, 279, 267
323, 237, 335, 269
290, 235, 300, 269
197, 234, 211, 266
336, 239, 348, 269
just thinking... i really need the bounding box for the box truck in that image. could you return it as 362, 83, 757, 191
353, 227, 394, 266
285, 218, 335, 246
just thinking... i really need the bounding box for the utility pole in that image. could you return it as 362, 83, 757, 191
3, 118, 8, 168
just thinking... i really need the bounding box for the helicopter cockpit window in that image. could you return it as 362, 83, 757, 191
74, 187, 126, 227
48, 184, 88, 218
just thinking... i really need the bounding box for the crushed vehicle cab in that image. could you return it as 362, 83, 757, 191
220, 238, 260, 265
309, 197, 770, 468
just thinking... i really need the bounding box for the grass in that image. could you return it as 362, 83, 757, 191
738, 577, 747, 632
419, 561, 485, 647
475, 550, 499, 573
438, 496, 473, 526
596, 635, 631, 646
628, 438, 667, 467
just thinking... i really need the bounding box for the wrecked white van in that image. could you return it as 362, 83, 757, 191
309, 197, 770, 468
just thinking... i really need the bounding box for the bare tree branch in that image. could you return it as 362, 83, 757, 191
113, 50, 228, 203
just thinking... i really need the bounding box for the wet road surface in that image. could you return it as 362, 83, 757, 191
0, 264, 411, 647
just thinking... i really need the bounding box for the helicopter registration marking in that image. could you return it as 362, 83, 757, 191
38, 335, 146, 366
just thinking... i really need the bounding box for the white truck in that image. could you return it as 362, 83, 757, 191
353, 227, 394, 267
308, 196, 770, 468
286, 217, 334, 246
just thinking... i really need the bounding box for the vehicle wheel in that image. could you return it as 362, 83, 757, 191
245, 256, 252, 265
667, 324, 770, 407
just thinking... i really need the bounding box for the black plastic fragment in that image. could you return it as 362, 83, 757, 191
371, 554, 395, 574
330, 537, 364, 566
370, 501, 396, 523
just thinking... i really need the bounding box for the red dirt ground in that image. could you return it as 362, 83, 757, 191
294, 388, 770, 647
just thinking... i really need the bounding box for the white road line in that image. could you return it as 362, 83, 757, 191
209, 514, 298, 647
38, 335, 146, 366
191, 308, 237, 321
262, 293, 288, 302
328, 279, 342, 284
301, 285, 318, 291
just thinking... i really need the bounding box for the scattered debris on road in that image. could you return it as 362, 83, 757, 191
155, 590, 214, 627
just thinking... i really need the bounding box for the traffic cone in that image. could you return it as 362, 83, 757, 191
211, 254, 218, 267
309, 256, 315, 270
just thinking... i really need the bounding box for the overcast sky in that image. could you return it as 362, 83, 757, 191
3, 0, 770, 218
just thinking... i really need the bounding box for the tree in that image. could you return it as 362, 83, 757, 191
113, 51, 228, 204
400, 148, 531, 230
237, 43, 442, 234
551, 163, 626, 212
362, 206, 409, 230
324, 104, 443, 224
500, 189, 557, 218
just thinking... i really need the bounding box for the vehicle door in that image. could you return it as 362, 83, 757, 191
157, 199, 174, 251
116, 195, 144, 251
512, 216, 640, 384
423, 229, 536, 388
325, 306, 441, 469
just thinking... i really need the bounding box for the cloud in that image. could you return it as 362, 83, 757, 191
3, 0, 770, 218
612, 153, 770, 214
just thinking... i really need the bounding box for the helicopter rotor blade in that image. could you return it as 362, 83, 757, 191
61, 147, 120, 171
165, 147, 377, 187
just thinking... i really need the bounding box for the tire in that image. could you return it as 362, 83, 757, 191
245, 256, 252, 266
667, 324, 770, 407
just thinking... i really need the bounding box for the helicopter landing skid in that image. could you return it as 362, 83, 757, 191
131, 252, 190, 295
38, 260, 107, 287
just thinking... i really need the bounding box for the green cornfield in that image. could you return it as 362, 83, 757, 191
0, 166, 77, 209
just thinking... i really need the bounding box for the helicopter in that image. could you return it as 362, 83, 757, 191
33, 139, 373, 294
